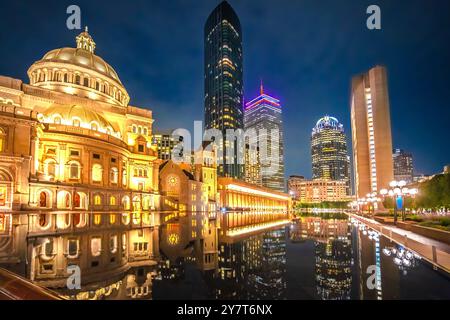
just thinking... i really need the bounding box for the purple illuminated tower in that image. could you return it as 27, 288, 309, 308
244, 82, 285, 192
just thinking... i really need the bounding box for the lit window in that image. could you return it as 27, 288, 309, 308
91, 237, 102, 256
69, 162, 80, 179
94, 195, 102, 206
94, 214, 101, 225
92, 164, 102, 182
110, 196, 116, 206
110, 167, 118, 184
110, 235, 118, 254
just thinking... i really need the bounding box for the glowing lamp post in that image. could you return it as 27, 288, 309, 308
380, 180, 418, 225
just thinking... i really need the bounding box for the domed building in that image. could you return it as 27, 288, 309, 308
0, 29, 160, 286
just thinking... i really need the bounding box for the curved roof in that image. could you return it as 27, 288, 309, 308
43, 104, 118, 132
38, 47, 122, 84
312, 116, 344, 135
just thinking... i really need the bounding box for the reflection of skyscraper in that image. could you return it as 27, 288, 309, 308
213, 227, 287, 299
247, 229, 287, 299
244, 83, 285, 192
315, 237, 352, 300
350, 66, 394, 198
289, 217, 353, 300
204, 1, 244, 179
311, 116, 350, 194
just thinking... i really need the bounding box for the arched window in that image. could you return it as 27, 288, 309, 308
39, 214, 48, 227
132, 196, 141, 211
92, 164, 102, 182
53, 116, 62, 124
91, 237, 102, 256
83, 77, 89, 87
72, 118, 81, 127
132, 125, 137, 134
94, 194, 102, 206
63, 73, 68, 82
73, 192, 81, 208
143, 127, 148, 136
0, 128, 6, 152
95, 81, 100, 91
110, 167, 118, 184
138, 126, 142, 134
75, 74, 81, 85
110, 196, 116, 206
94, 214, 101, 225
39, 191, 49, 208
57, 191, 71, 209
122, 169, 127, 186
44, 159, 56, 178
90, 122, 98, 131
69, 162, 80, 179
122, 196, 130, 210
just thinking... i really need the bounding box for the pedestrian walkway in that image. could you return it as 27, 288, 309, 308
348, 213, 450, 273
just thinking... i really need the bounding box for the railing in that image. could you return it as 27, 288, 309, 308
349, 213, 450, 274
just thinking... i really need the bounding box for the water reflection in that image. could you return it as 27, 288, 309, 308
0, 211, 449, 300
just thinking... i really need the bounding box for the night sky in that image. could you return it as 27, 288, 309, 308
0, 0, 449, 179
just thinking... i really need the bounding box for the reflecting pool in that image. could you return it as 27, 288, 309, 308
0, 212, 449, 300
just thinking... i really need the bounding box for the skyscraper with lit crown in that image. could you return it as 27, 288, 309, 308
311, 116, 350, 194
244, 83, 285, 192
204, 1, 244, 179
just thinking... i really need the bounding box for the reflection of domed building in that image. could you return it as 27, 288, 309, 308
0, 29, 160, 284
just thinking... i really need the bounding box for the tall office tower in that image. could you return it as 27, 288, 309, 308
152, 130, 181, 160
244, 143, 262, 186
204, 1, 244, 179
311, 116, 350, 194
244, 83, 285, 192
350, 66, 394, 198
392, 148, 414, 182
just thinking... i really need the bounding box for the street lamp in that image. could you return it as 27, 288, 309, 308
380, 180, 418, 225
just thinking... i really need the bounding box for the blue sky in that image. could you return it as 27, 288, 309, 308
0, 0, 449, 178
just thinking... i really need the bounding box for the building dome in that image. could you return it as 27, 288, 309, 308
39, 104, 121, 139
313, 116, 343, 135
27, 27, 130, 107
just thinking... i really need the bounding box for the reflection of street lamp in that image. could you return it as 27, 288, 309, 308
380, 180, 418, 225
365, 192, 379, 216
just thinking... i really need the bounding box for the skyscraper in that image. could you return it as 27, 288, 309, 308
392, 148, 414, 182
244, 83, 285, 192
350, 66, 394, 198
311, 116, 350, 194
204, 1, 244, 179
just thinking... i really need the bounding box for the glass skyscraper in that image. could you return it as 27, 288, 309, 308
244, 83, 285, 192
204, 1, 244, 179
311, 116, 350, 194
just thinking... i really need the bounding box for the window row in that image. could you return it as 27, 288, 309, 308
32, 69, 127, 104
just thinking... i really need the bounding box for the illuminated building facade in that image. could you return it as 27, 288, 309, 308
311, 116, 350, 194
152, 130, 181, 160
392, 148, 414, 182
290, 179, 350, 203
244, 83, 285, 192
0, 29, 160, 283
218, 177, 291, 212
159, 147, 218, 212
350, 66, 394, 198
204, 1, 244, 179
244, 143, 261, 186
287, 175, 305, 200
